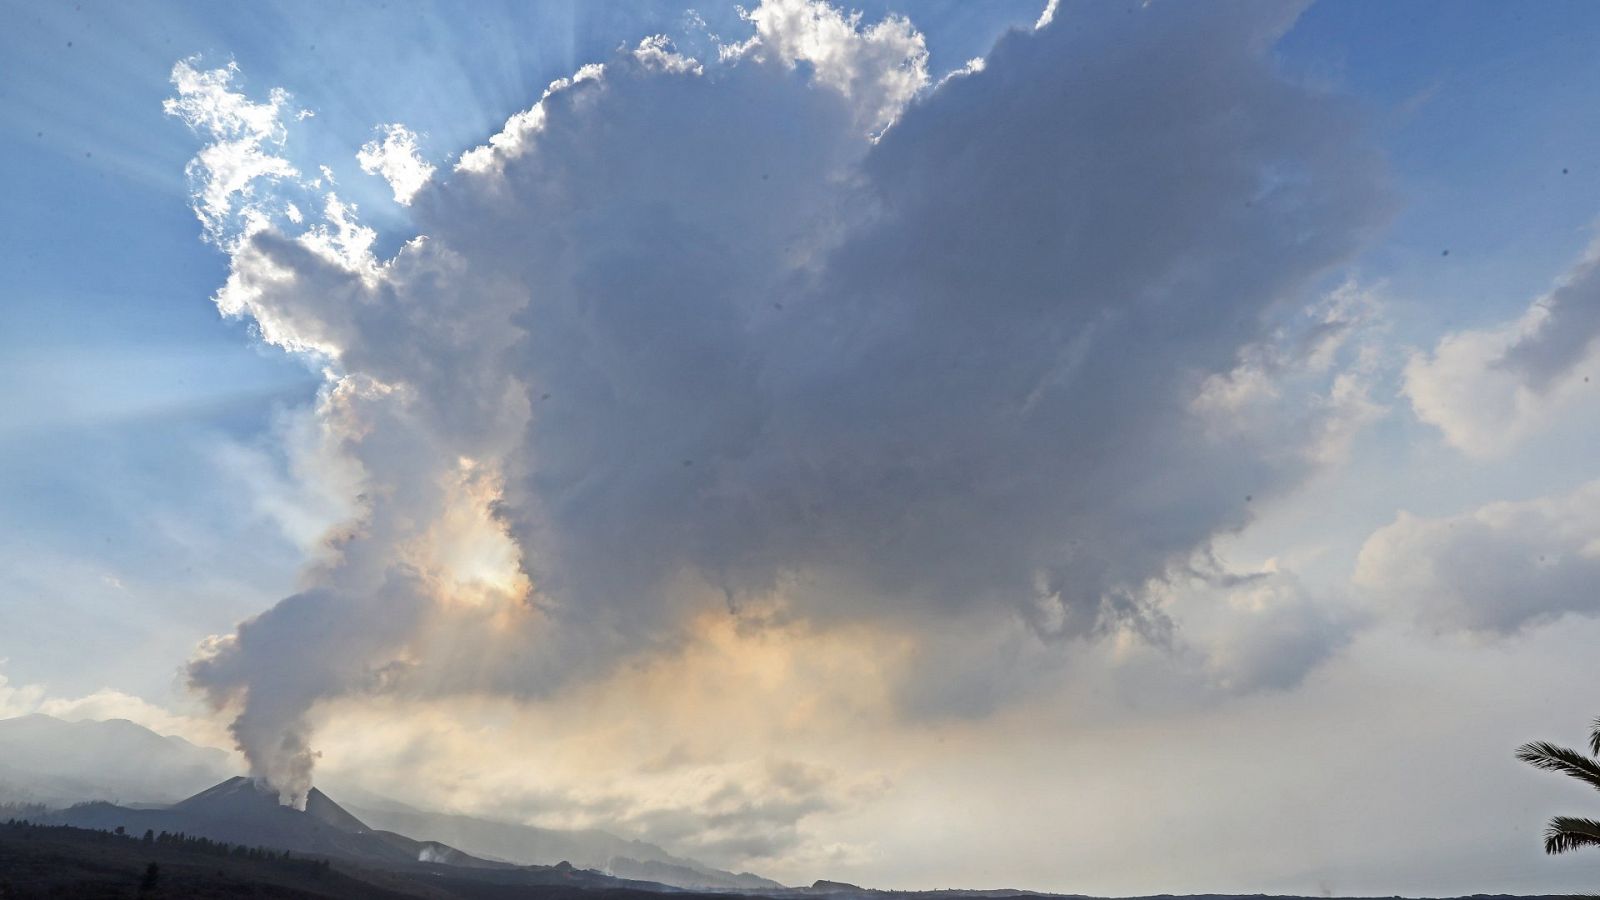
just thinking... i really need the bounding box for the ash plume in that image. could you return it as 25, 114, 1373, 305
170, 0, 1386, 800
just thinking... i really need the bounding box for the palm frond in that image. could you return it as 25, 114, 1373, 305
1545, 816, 1600, 854
1589, 717, 1600, 758
1516, 741, 1600, 792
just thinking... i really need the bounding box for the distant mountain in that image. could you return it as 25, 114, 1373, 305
50, 776, 498, 868
0, 714, 783, 890
344, 798, 785, 890
51, 775, 432, 864
0, 713, 233, 806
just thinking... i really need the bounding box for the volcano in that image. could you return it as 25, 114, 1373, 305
176, 776, 371, 835
0, 714, 777, 890
52, 776, 499, 869
44, 777, 687, 892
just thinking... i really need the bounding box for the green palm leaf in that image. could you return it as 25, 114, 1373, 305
1589, 718, 1600, 758
1545, 816, 1600, 854
1516, 741, 1600, 793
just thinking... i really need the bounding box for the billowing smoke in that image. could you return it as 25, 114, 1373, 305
170, 0, 1386, 802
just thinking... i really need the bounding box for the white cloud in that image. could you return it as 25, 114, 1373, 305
934, 56, 986, 90
1034, 0, 1060, 31
1354, 480, 1600, 634
1191, 282, 1389, 467
633, 35, 704, 76
455, 63, 607, 175
1405, 239, 1600, 457
356, 123, 435, 205
163, 59, 299, 244
731, 0, 928, 136
1170, 565, 1357, 694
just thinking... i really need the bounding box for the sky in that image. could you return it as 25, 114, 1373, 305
3, 0, 1600, 894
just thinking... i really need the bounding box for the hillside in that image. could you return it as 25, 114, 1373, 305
0, 817, 413, 899
0, 818, 754, 899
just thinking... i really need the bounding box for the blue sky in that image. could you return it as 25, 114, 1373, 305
4, 0, 1600, 893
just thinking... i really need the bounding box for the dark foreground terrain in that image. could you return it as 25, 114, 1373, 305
0, 820, 1581, 900
0, 820, 741, 899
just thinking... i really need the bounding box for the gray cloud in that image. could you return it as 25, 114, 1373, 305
174, 0, 1387, 802
619, 759, 847, 864
1501, 250, 1600, 388
1181, 569, 1358, 694
892, 566, 1357, 723
487, 0, 1384, 653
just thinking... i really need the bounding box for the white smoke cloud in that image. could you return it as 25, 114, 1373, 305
172, 0, 1387, 802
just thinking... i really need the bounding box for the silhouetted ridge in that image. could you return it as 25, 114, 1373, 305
305, 786, 371, 833
50, 777, 475, 868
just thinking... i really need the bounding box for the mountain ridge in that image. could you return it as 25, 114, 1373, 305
0, 714, 782, 890
0, 713, 234, 806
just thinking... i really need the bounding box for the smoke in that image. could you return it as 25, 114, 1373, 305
171, 0, 1386, 801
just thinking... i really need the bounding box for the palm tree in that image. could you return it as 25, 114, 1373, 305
1516, 717, 1600, 853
